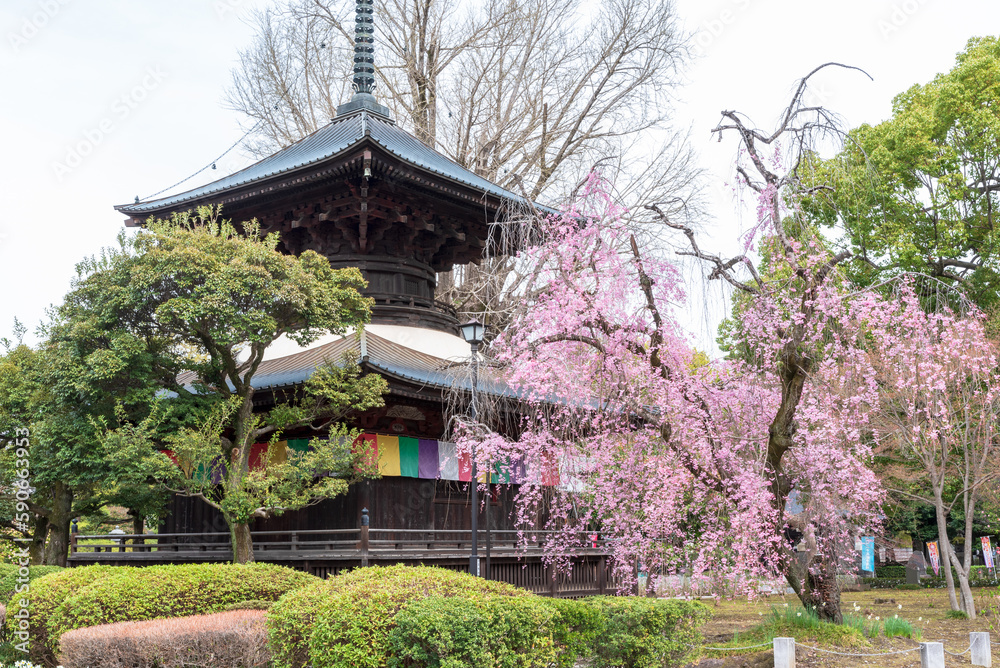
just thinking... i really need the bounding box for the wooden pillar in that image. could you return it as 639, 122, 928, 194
598, 556, 607, 595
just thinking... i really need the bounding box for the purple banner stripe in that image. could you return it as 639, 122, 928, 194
418, 439, 439, 479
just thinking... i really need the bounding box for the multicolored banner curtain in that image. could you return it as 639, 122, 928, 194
399, 437, 419, 478
376, 435, 401, 476
168, 433, 571, 487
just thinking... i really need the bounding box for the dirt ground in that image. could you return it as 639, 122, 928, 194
688, 587, 1000, 667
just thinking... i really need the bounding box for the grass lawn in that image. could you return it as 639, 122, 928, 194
689, 587, 1000, 667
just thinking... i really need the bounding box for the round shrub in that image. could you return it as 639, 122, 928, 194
46, 563, 317, 658
58, 610, 270, 668
584, 597, 710, 668
387, 595, 557, 668
0, 565, 63, 601
221, 599, 275, 612
539, 597, 605, 667
268, 565, 531, 668
9, 565, 117, 664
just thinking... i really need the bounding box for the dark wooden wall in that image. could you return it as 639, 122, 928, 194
162, 478, 522, 536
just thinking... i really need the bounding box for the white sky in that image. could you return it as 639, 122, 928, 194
0, 0, 996, 348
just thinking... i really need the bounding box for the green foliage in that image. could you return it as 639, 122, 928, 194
945, 609, 969, 619
44, 563, 316, 658
802, 36, 1000, 314
221, 598, 275, 611
715, 605, 868, 657
883, 615, 920, 639
860, 577, 908, 589
0, 566, 62, 601
583, 597, 709, 668
842, 613, 880, 638
65, 210, 387, 561
874, 565, 906, 579
267, 565, 531, 668
0, 230, 210, 562
539, 597, 605, 667
9, 565, 116, 663
387, 595, 557, 668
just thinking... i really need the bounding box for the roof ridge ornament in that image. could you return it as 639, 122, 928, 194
336, 0, 393, 121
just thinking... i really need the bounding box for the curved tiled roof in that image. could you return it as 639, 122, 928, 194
116, 111, 533, 216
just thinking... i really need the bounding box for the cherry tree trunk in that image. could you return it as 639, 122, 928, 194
933, 491, 961, 611
796, 561, 843, 623
783, 538, 843, 623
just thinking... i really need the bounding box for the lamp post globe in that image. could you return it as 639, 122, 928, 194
459, 320, 485, 346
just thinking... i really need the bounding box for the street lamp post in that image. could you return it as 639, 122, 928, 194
459, 319, 486, 577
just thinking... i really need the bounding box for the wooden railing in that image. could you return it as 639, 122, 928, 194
70, 528, 609, 562
68, 525, 616, 596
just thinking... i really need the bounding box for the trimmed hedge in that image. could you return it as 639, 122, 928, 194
267, 565, 530, 668
9, 565, 117, 664
585, 597, 710, 668
387, 595, 557, 668
267, 565, 710, 668
860, 577, 907, 589
874, 565, 906, 579
58, 610, 269, 668
0, 566, 63, 601
221, 599, 275, 612
42, 563, 316, 660
539, 598, 604, 668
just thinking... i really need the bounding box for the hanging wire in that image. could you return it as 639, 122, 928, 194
137, 120, 265, 202
689, 641, 772, 651
795, 642, 921, 657
137, 29, 330, 204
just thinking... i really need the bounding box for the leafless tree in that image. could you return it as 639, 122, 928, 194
226, 7, 353, 157
229, 0, 688, 192
226, 0, 699, 321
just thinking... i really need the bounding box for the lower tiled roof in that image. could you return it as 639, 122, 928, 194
178, 330, 517, 398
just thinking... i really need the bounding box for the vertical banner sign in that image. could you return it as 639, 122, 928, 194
861, 536, 875, 574
982, 536, 996, 576
927, 541, 941, 575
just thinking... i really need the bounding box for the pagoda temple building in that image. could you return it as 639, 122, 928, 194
70, 0, 611, 596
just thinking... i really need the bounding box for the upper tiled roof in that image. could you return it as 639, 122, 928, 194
116, 111, 532, 216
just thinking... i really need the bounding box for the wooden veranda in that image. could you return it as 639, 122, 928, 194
68, 525, 617, 598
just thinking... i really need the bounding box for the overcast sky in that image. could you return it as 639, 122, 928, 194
1, 0, 996, 349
